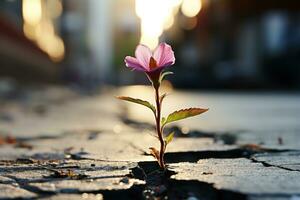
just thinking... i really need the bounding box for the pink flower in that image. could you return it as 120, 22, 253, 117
125, 43, 175, 73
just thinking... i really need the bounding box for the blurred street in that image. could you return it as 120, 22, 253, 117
0, 85, 300, 199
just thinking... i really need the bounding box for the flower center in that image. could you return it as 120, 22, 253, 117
149, 57, 158, 70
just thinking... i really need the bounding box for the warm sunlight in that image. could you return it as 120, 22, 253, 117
135, 0, 182, 50
1, 1, 299, 198
135, 0, 202, 49
22, 0, 42, 26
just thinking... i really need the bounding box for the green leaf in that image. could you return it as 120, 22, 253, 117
161, 117, 166, 125
116, 96, 155, 113
159, 71, 173, 83
163, 108, 209, 126
165, 132, 175, 145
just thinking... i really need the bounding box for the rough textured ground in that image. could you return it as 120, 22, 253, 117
0, 84, 299, 200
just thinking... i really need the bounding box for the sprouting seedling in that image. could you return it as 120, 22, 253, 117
117, 43, 208, 169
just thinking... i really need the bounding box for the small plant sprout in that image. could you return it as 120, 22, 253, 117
117, 43, 208, 169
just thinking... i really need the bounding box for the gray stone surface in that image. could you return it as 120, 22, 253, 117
170, 158, 300, 197
0, 85, 299, 199
252, 151, 300, 171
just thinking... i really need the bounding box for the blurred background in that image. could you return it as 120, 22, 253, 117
0, 0, 300, 90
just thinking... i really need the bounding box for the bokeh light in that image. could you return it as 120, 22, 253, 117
22, 0, 65, 62
22, 0, 42, 26
181, 0, 202, 18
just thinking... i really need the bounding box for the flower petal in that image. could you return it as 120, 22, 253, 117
124, 56, 146, 71
135, 44, 152, 71
153, 43, 175, 67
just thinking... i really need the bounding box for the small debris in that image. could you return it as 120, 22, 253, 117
31, 152, 65, 160
0, 135, 34, 150
69, 151, 90, 160
0, 135, 17, 145
49, 169, 88, 179
16, 158, 35, 164
218, 133, 237, 145
119, 177, 130, 184
201, 172, 213, 175
88, 131, 101, 140
240, 143, 264, 152
14, 142, 33, 150
63, 147, 74, 154
33, 104, 47, 116
278, 137, 283, 145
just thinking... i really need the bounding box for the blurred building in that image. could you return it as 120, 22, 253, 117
0, 0, 60, 82
159, 0, 300, 89
0, 0, 299, 89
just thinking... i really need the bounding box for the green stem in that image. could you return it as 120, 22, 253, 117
155, 86, 165, 169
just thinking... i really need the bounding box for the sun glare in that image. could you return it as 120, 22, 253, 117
135, 0, 202, 49
135, 0, 182, 50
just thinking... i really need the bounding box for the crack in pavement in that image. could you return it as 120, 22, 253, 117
1, 134, 299, 199
153, 147, 291, 164
3, 172, 146, 200
130, 161, 247, 200
250, 157, 300, 172
1, 150, 298, 200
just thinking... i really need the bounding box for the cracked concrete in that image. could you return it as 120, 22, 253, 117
0, 85, 300, 199
170, 158, 300, 198
251, 151, 300, 172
